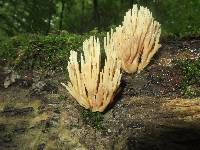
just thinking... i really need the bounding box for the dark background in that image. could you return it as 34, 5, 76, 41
0, 0, 199, 37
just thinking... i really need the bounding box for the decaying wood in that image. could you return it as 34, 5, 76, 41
163, 98, 200, 121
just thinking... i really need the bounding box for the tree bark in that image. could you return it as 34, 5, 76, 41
93, 0, 100, 28
130, 0, 134, 7
59, 0, 66, 30
81, 0, 85, 33
46, 0, 53, 34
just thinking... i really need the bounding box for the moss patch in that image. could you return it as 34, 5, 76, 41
80, 109, 104, 130
176, 59, 200, 97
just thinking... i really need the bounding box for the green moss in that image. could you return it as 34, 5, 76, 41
177, 59, 200, 97
0, 31, 107, 72
80, 109, 104, 130
0, 33, 84, 72
58, 95, 67, 101
184, 86, 197, 98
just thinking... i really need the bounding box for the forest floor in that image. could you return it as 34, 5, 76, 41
0, 36, 200, 150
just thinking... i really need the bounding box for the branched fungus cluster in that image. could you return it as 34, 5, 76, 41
62, 5, 161, 112
110, 5, 161, 73
62, 36, 121, 112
